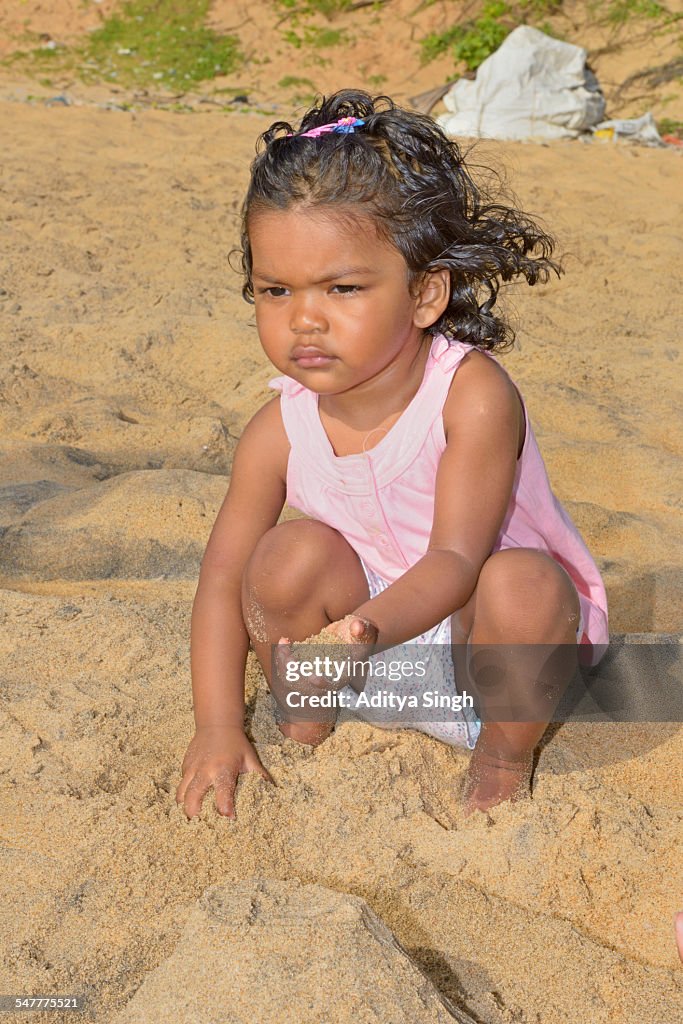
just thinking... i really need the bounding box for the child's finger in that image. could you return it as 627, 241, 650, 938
350, 616, 368, 637
275, 638, 292, 672
213, 769, 238, 818
273, 638, 292, 691
350, 616, 377, 642
181, 773, 210, 819
272, 639, 298, 722
175, 769, 192, 805
675, 911, 683, 964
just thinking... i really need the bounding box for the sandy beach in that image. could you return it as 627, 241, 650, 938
1, 2, 682, 1021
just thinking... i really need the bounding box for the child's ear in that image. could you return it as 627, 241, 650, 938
413, 268, 451, 329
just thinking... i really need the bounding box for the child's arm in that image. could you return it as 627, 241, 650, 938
352, 351, 521, 646
176, 397, 288, 818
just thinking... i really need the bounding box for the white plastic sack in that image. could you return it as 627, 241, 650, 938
436, 25, 605, 141
593, 112, 665, 147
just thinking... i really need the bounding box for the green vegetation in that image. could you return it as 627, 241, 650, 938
418, 0, 675, 72
3, 0, 243, 89
420, 2, 511, 71
278, 74, 318, 105
657, 116, 683, 137
278, 75, 317, 89
282, 24, 350, 48
2, 0, 678, 108
274, 0, 355, 54
274, 0, 356, 13
603, 0, 665, 22
516, 0, 564, 14
273, 0, 388, 15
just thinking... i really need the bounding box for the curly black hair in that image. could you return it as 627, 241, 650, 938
236, 89, 563, 352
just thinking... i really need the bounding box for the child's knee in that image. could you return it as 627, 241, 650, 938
243, 520, 340, 605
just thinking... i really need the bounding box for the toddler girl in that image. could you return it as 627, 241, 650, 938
176, 89, 608, 821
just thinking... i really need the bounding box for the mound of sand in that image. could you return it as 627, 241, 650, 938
0, 469, 225, 580
114, 878, 475, 1024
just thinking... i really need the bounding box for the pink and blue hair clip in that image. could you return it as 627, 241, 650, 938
287, 115, 366, 139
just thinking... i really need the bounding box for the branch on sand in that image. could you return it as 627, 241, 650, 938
276, 0, 394, 29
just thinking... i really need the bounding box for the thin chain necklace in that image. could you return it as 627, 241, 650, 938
361, 425, 390, 453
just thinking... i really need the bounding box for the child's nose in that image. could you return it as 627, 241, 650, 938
290, 293, 327, 333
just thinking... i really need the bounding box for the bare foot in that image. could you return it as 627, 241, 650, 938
675, 911, 683, 964
278, 720, 334, 746
462, 749, 533, 816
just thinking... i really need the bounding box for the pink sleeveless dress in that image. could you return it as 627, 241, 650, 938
269, 333, 609, 747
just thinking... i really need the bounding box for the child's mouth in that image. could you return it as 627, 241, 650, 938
291, 346, 336, 368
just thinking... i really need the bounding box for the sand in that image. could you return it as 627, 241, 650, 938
1, 3, 682, 1021
295, 615, 364, 646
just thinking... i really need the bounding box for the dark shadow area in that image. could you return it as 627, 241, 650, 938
407, 946, 492, 1024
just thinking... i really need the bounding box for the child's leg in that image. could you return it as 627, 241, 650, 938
241, 519, 370, 746
451, 548, 582, 814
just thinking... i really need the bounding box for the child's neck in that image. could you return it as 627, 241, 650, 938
318, 333, 432, 456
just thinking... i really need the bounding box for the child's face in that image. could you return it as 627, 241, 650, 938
249, 205, 430, 395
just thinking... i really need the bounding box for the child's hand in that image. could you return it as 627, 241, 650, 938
274, 615, 378, 695
176, 725, 274, 820
326, 614, 378, 646
270, 616, 378, 728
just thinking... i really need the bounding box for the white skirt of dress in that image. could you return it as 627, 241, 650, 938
337, 560, 482, 750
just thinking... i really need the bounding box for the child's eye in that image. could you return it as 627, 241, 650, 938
257, 287, 288, 297
256, 284, 361, 297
